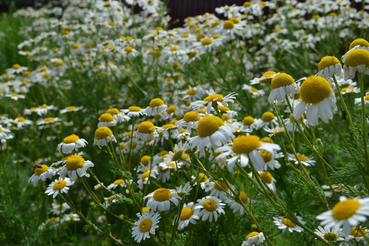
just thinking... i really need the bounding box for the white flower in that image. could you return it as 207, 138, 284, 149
241, 232, 265, 246
144, 188, 181, 212
58, 155, 94, 182
57, 134, 88, 154
45, 177, 74, 198
194, 196, 225, 222
132, 211, 160, 243
273, 215, 305, 233
314, 225, 344, 243
176, 202, 200, 230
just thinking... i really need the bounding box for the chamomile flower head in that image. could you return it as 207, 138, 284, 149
97, 113, 117, 127
340, 86, 360, 95
355, 92, 369, 105
144, 188, 181, 212
63, 213, 80, 222
94, 126, 117, 148
293, 76, 336, 126
317, 56, 342, 79
123, 106, 146, 117
283, 114, 309, 132
314, 226, 344, 243
259, 171, 277, 192
176, 202, 200, 230
256, 111, 278, 130
28, 164, 56, 187
188, 115, 234, 156
106, 108, 130, 123
145, 98, 167, 116
241, 231, 265, 246
194, 196, 225, 222
349, 38, 369, 50
250, 71, 278, 85
288, 153, 315, 166
191, 92, 237, 114
57, 134, 88, 154
51, 201, 70, 215
205, 179, 233, 201
242, 84, 265, 97
241, 116, 258, 132
58, 155, 94, 182
343, 48, 369, 79
45, 177, 74, 198
60, 106, 83, 114
132, 211, 160, 243
346, 226, 369, 243
227, 191, 250, 215
176, 182, 193, 197
268, 73, 296, 103
137, 121, 157, 141
273, 215, 305, 233
216, 135, 281, 172
175, 111, 201, 131
317, 196, 369, 235
107, 179, 127, 190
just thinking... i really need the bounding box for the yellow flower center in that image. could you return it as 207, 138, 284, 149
11, 93, 19, 97
183, 111, 200, 122
214, 179, 229, 191
242, 116, 255, 125
113, 179, 124, 185
44, 117, 55, 122
239, 192, 248, 204
149, 98, 165, 107
141, 172, 150, 181
218, 105, 230, 112
259, 150, 272, 162
345, 49, 369, 68
167, 106, 177, 114
66, 155, 85, 171
142, 207, 150, 213
153, 188, 172, 201
170, 46, 178, 52
66, 106, 77, 111
16, 117, 26, 122
204, 94, 224, 102
246, 232, 259, 240
124, 46, 133, 53
213, 34, 221, 39
332, 198, 360, 220
203, 199, 217, 211
139, 218, 153, 232
300, 76, 331, 104
12, 64, 21, 69
341, 87, 355, 93
99, 113, 114, 122
201, 37, 213, 46
197, 116, 224, 138
107, 108, 120, 115
128, 141, 137, 149
261, 112, 275, 122
129, 106, 141, 112
243, 2, 252, 7
53, 60, 63, 67
230, 17, 240, 24
186, 88, 197, 95
296, 154, 307, 162
180, 208, 194, 220
141, 155, 151, 166
318, 56, 340, 71
351, 226, 367, 237
63, 134, 80, 144
261, 137, 273, 143
271, 73, 294, 89
53, 180, 67, 190
323, 232, 338, 242
196, 173, 208, 182
138, 121, 155, 134
261, 71, 276, 79
232, 135, 261, 154
172, 149, 183, 161
282, 218, 296, 227
223, 20, 235, 29
108, 195, 115, 203
260, 171, 272, 184
34, 164, 49, 175
95, 126, 113, 139
349, 38, 369, 49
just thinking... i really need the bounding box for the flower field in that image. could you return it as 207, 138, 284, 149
2, 0, 369, 245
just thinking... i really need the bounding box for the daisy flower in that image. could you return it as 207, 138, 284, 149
104, 195, 120, 207
63, 213, 80, 222
176, 182, 193, 197
241, 116, 258, 132
343, 48, 369, 80
273, 215, 305, 233
45, 177, 74, 198
340, 86, 360, 95
137, 121, 157, 141
314, 225, 344, 243
9, 117, 32, 129
188, 115, 234, 156
190, 92, 237, 114
36, 117, 61, 126
255, 111, 278, 130
355, 92, 369, 105
242, 84, 265, 97
107, 179, 127, 190
106, 108, 130, 123
268, 73, 296, 103
132, 211, 160, 243
283, 114, 309, 132
293, 76, 336, 126
241, 232, 265, 246
205, 179, 233, 201
94, 126, 117, 148
51, 201, 70, 215
60, 106, 83, 114
250, 71, 278, 85
227, 191, 250, 215
144, 188, 181, 212
341, 38, 369, 63
28, 164, 56, 187
316, 196, 369, 235
175, 111, 201, 132
259, 171, 277, 192
176, 202, 200, 230
192, 172, 210, 190
122, 106, 146, 117
58, 155, 94, 182
317, 56, 342, 79
287, 153, 315, 166
145, 98, 167, 116
57, 134, 88, 154
216, 135, 281, 172
97, 113, 117, 127
345, 226, 369, 244
194, 196, 225, 222
5, 93, 25, 101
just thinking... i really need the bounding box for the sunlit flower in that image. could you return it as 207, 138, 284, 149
176, 202, 200, 230
144, 188, 181, 212
241, 231, 265, 246
132, 211, 160, 243
57, 134, 88, 154
137, 121, 157, 141
145, 98, 167, 116
94, 126, 117, 148
28, 164, 56, 187
314, 226, 344, 243
194, 196, 225, 222
287, 153, 315, 166
45, 177, 74, 198
273, 215, 305, 233
268, 73, 296, 103
317, 56, 342, 79
343, 48, 369, 80
58, 155, 94, 181
107, 179, 127, 190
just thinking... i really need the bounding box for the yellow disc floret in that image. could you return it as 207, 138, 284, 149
349, 38, 369, 50
232, 135, 261, 154
34, 164, 49, 175
203, 199, 217, 211
107, 108, 120, 115
282, 218, 296, 227
138, 121, 156, 134
183, 111, 200, 122
53, 180, 67, 190
201, 38, 213, 46
66, 155, 85, 171
246, 232, 259, 240
204, 94, 224, 102
223, 20, 235, 29
139, 218, 152, 232
95, 126, 113, 139
149, 98, 165, 107
300, 76, 331, 104
141, 155, 151, 166
271, 73, 294, 89
214, 179, 229, 191
332, 198, 360, 220
153, 188, 172, 201
197, 116, 224, 138
242, 116, 255, 126
261, 112, 275, 122
180, 208, 194, 220
259, 150, 272, 163
344, 49, 369, 67
63, 134, 80, 144
318, 56, 340, 71
99, 113, 114, 122
260, 171, 272, 184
